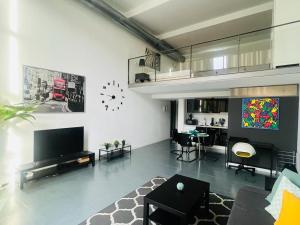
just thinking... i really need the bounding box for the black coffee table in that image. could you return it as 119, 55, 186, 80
143, 174, 210, 225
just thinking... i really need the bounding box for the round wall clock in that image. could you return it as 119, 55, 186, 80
100, 80, 125, 111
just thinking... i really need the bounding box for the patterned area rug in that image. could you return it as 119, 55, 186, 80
80, 177, 234, 225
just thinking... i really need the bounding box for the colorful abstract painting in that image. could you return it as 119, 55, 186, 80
242, 98, 279, 130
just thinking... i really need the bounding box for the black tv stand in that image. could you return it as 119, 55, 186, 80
19, 151, 95, 189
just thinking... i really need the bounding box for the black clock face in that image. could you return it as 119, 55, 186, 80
100, 80, 125, 111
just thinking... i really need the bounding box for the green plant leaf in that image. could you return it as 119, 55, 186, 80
0, 102, 37, 124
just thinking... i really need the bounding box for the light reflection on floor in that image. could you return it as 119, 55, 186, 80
0, 140, 265, 225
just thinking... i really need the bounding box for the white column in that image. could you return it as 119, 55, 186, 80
177, 99, 185, 132
298, 92, 300, 171
273, 0, 300, 67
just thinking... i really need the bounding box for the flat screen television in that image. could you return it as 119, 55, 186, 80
34, 127, 84, 162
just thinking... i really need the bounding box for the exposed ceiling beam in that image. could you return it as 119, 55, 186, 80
124, 0, 171, 18
157, 2, 273, 40
81, 0, 185, 62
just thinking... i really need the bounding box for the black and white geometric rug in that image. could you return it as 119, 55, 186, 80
80, 177, 234, 225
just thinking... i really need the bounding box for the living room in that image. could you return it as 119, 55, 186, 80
1, 0, 300, 225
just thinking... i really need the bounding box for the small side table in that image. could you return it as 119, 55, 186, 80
143, 174, 210, 225
99, 145, 132, 161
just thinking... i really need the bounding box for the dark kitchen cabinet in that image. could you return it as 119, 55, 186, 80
187, 99, 199, 112
187, 99, 228, 113
218, 99, 228, 112
218, 129, 228, 146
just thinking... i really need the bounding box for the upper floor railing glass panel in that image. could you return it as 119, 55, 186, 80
128, 21, 298, 85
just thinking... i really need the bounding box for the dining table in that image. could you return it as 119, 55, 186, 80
186, 130, 209, 160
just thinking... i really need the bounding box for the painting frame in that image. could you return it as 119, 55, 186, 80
145, 48, 161, 71
23, 65, 85, 113
241, 97, 279, 130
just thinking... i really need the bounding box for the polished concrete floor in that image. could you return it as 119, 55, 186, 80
0, 140, 265, 225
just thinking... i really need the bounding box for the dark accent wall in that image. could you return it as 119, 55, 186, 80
228, 97, 299, 152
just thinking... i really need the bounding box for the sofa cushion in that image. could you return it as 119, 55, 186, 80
265, 175, 300, 220
227, 186, 275, 225
266, 168, 300, 203
275, 191, 300, 225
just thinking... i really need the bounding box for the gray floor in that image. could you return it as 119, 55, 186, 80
0, 140, 265, 225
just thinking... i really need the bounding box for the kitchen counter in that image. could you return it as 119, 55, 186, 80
184, 124, 228, 130
197, 125, 228, 129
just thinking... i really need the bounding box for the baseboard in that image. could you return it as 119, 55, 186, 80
227, 162, 277, 176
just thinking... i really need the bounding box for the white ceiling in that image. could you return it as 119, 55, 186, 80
166, 10, 272, 48
131, 0, 272, 35
102, 0, 273, 49
102, 0, 149, 13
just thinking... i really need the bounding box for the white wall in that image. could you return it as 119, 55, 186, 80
273, 0, 300, 171
273, 0, 300, 67
296, 83, 300, 173
177, 99, 185, 132
0, 0, 170, 184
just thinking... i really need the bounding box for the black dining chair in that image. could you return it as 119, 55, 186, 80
176, 133, 197, 162
172, 128, 179, 142
201, 128, 218, 161
170, 129, 181, 155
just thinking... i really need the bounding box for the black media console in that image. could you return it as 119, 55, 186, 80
19, 151, 95, 189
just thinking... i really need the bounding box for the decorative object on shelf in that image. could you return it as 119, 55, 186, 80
23, 65, 85, 113
0, 102, 37, 124
100, 80, 125, 111
145, 48, 160, 71
113, 140, 120, 148
210, 117, 215, 126
219, 118, 226, 126
121, 139, 126, 147
242, 97, 279, 130
186, 113, 198, 125
104, 143, 112, 150
176, 182, 184, 191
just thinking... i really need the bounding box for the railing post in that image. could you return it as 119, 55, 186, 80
190, 46, 192, 78
237, 35, 241, 72
128, 59, 130, 85
155, 54, 157, 82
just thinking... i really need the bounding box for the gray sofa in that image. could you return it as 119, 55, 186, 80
227, 186, 275, 225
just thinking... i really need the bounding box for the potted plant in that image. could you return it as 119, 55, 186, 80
114, 140, 120, 148
0, 102, 37, 191
0, 103, 37, 124
122, 139, 126, 147
104, 143, 112, 150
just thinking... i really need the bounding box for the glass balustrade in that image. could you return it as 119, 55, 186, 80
128, 21, 299, 85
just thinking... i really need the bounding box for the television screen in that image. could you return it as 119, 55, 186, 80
34, 127, 84, 162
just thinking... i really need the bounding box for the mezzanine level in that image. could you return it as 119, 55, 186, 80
128, 20, 300, 94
